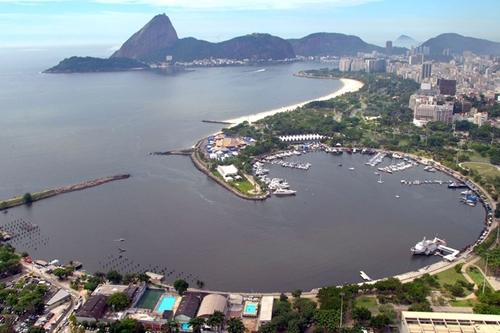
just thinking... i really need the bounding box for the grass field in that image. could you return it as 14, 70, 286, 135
449, 299, 477, 307
354, 296, 378, 311
213, 170, 258, 196
467, 266, 492, 290
436, 266, 469, 286
462, 162, 500, 179
232, 178, 256, 194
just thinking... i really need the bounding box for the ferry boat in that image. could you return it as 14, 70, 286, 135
411, 237, 446, 255
273, 189, 297, 197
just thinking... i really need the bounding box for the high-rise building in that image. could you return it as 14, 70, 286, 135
410, 94, 453, 126
409, 54, 424, 65
437, 79, 457, 96
421, 62, 432, 80
339, 58, 352, 72
386, 40, 393, 54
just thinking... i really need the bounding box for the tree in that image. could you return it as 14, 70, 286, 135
207, 311, 224, 332
23, 193, 33, 204
110, 319, 144, 333
353, 307, 372, 322
188, 317, 205, 333
292, 289, 302, 298
370, 314, 391, 330
163, 319, 179, 333
173, 279, 189, 295
314, 309, 340, 333
107, 292, 130, 311
106, 270, 123, 284
227, 318, 245, 333
53, 267, 73, 280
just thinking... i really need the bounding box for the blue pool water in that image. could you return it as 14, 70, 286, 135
244, 303, 257, 315
156, 295, 176, 313
181, 323, 191, 331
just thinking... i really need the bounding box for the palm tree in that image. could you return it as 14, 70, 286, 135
162, 318, 179, 333
207, 311, 225, 332
189, 317, 205, 333
227, 318, 245, 333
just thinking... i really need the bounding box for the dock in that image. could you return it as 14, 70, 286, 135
360, 271, 372, 281
437, 245, 460, 262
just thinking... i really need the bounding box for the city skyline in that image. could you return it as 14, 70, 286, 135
1, 0, 500, 47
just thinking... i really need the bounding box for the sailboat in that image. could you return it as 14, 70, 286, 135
377, 173, 384, 184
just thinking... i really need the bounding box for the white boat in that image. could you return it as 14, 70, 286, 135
411, 237, 446, 255
349, 167, 355, 171
377, 174, 384, 184
273, 189, 297, 196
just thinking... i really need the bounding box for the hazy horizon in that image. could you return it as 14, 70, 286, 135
1, 0, 500, 48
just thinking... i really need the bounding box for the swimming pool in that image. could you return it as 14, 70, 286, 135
243, 302, 258, 316
180, 323, 191, 332
156, 295, 176, 313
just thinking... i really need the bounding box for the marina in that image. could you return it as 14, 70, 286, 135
0, 55, 489, 292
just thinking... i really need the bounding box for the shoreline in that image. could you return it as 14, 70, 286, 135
223, 78, 364, 126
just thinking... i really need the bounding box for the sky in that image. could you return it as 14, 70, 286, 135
1, 0, 500, 48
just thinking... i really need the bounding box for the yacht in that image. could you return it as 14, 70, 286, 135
273, 189, 297, 196
411, 237, 446, 255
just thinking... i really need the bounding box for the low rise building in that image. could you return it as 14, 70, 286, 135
75, 294, 108, 322
175, 294, 201, 324
216, 165, 239, 181
258, 296, 274, 329
46, 289, 71, 309
400, 311, 500, 333
197, 294, 227, 318
474, 112, 489, 126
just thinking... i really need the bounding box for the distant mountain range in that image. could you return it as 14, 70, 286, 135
288, 32, 406, 56
46, 14, 500, 73
422, 33, 500, 58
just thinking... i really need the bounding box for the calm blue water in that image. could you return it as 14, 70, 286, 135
156, 295, 176, 313
0, 45, 486, 292
244, 303, 257, 315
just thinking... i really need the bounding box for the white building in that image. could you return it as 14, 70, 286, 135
474, 112, 489, 127
258, 296, 274, 329
400, 311, 500, 333
216, 164, 238, 181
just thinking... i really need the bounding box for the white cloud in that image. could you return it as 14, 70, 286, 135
94, 0, 379, 10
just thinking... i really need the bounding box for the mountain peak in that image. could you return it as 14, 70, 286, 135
394, 34, 418, 48
111, 13, 178, 61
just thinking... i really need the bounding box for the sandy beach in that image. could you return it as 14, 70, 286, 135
224, 78, 364, 125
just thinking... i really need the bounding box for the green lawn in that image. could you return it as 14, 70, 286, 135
232, 179, 255, 194
466, 266, 492, 290
436, 267, 469, 286
449, 299, 477, 307
466, 151, 491, 164
462, 162, 500, 179
354, 296, 378, 310
213, 170, 257, 196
